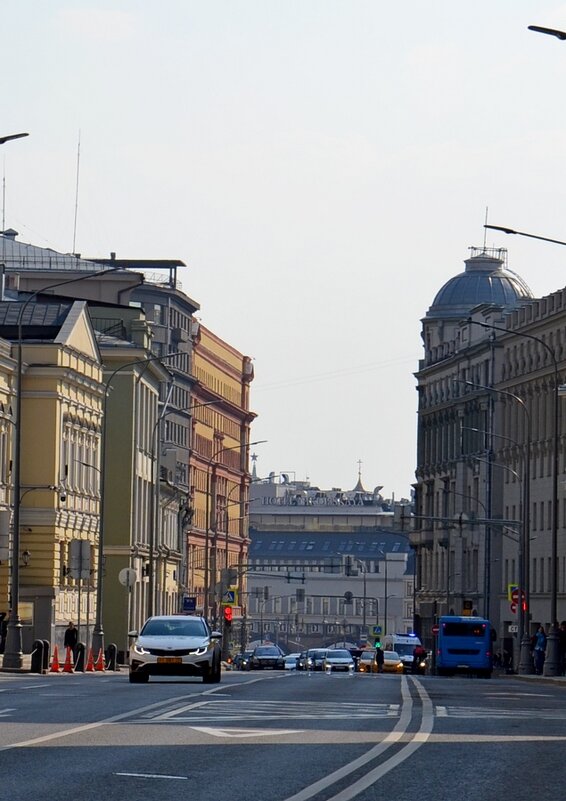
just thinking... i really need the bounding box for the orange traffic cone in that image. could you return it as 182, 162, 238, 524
50, 645, 61, 673
85, 648, 95, 672
94, 648, 105, 672
62, 646, 74, 673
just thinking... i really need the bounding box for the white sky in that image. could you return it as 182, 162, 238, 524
4, 1, 566, 498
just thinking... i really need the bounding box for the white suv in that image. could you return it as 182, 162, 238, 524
129, 615, 222, 684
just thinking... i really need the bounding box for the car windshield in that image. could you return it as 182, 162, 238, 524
384, 651, 400, 660
141, 618, 207, 637
328, 650, 351, 658
394, 644, 416, 656
360, 652, 376, 662
256, 647, 280, 656
309, 650, 327, 658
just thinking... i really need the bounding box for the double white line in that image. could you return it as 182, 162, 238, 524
282, 675, 433, 801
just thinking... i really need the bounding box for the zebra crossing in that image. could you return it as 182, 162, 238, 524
139, 698, 401, 725
435, 705, 565, 720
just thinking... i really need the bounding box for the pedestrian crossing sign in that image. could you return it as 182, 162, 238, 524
222, 589, 237, 605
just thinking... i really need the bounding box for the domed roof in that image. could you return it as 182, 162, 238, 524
426, 250, 534, 320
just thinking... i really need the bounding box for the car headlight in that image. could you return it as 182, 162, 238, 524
193, 647, 207, 656
133, 644, 147, 655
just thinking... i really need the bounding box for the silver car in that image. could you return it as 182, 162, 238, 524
323, 648, 355, 673
129, 615, 222, 684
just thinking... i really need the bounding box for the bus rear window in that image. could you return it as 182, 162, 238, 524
442, 622, 486, 637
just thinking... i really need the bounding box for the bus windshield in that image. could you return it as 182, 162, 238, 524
442, 622, 486, 637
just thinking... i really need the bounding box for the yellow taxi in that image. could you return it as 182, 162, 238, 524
382, 650, 404, 674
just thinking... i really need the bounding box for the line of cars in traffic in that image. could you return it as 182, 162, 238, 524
126, 615, 425, 685
231, 645, 410, 674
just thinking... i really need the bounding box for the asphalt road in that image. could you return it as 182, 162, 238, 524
0, 668, 564, 801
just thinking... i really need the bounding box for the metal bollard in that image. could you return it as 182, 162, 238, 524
75, 642, 86, 672
31, 640, 45, 674
41, 639, 51, 672
105, 643, 119, 671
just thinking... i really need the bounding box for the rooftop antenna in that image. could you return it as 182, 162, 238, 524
483, 206, 489, 250
72, 130, 81, 255
2, 157, 5, 267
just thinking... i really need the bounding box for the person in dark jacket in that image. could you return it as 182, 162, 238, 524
64, 621, 78, 658
533, 625, 547, 675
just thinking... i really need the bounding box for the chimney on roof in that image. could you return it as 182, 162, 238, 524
110, 252, 116, 260
1, 228, 18, 240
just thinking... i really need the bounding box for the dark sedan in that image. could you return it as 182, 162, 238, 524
248, 645, 285, 670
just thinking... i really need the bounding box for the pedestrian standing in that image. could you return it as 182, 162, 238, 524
375, 645, 384, 673
533, 625, 547, 675
64, 621, 78, 658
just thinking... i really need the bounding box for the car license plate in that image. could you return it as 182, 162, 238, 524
157, 656, 182, 664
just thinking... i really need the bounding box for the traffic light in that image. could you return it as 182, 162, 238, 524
374, 637, 381, 649
263, 586, 269, 600
344, 591, 353, 603
223, 606, 233, 625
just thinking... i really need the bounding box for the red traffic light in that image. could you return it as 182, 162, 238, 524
223, 606, 233, 623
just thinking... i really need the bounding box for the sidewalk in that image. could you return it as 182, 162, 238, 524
0, 652, 32, 673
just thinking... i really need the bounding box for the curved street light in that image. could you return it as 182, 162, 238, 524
0, 132, 29, 146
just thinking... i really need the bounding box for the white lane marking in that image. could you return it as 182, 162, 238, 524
152, 700, 210, 720
144, 699, 397, 724
322, 676, 433, 801
115, 772, 188, 780
281, 676, 414, 801
20, 685, 45, 690
484, 693, 554, 698
0, 709, 16, 717
440, 706, 565, 720
191, 726, 303, 738
0, 683, 228, 752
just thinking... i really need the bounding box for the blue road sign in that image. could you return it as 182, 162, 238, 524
373, 625, 382, 635
183, 596, 197, 613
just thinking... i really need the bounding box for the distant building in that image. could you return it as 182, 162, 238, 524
247, 470, 414, 650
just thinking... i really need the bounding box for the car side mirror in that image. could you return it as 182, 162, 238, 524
128, 630, 138, 637
210, 631, 222, 640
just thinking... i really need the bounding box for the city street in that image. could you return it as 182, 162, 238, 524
0, 668, 564, 801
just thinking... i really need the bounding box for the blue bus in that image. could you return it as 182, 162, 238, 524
436, 616, 494, 678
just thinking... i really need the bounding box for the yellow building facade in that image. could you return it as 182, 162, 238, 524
0, 301, 104, 650
189, 324, 255, 626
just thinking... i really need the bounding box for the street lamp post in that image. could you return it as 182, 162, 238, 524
379, 553, 389, 635
461, 379, 533, 673
2, 266, 120, 671
92, 351, 179, 658
470, 302, 561, 675
204, 439, 266, 622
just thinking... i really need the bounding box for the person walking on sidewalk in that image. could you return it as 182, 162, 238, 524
533, 625, 547, 675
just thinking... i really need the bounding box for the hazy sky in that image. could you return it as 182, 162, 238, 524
4, 1, 566, 498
